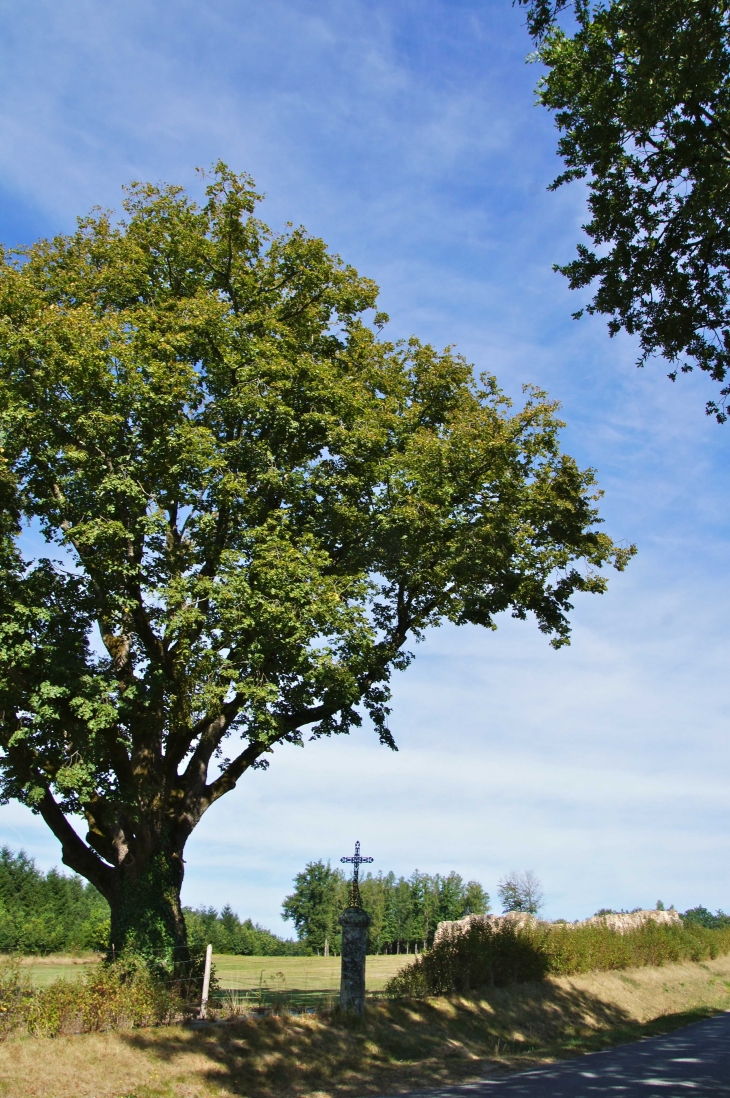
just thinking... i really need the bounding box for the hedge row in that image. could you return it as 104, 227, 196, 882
386, 919, 730, 996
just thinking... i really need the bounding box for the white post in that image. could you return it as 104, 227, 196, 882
199, 943, 213, 1020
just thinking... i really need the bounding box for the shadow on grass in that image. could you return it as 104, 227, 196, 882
119, 979, 724, 1098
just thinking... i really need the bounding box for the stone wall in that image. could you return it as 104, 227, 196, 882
433, 908, 681, 944
433, 911, 535, 944
579, 909, 682, 933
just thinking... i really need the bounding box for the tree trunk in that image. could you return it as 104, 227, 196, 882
108, 849, 189, 975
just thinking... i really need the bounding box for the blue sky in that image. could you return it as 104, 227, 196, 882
1, 0, 729, 931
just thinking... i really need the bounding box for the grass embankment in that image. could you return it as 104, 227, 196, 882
2, 955, 730, 1098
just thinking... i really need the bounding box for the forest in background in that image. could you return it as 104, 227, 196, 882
0, 848, 489, 956
0, 848, 299, 956
0, 848, 108, 954
282, 861, 490, 954
1, 847, 725, 957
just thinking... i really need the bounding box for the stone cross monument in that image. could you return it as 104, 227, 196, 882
338, 840, 373, 1015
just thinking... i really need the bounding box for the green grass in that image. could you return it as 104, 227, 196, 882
16, 952, 411, 991
10, 952, 414, 1026
213, 954, 409, 991
12, 953, 102, 987
212, 955, 412, 1013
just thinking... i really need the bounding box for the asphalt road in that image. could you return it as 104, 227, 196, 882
396, 1012, 730, 1097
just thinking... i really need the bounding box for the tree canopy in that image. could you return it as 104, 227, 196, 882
0, 846, 108, 954
497, 869, 545, 915
282, 861, 490, 954
0, 163, 632, 967
519, 0, 730, 420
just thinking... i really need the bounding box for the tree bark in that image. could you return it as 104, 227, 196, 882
107, 848, 189, 973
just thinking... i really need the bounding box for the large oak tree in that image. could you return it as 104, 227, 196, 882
0, 165, 632, 969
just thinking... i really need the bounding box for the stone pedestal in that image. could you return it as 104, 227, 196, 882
338, 906, 371, 1015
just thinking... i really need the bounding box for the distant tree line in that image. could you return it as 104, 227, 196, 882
0, 847, 109, 953
184, 905, 306, 955
282, 862, 490, 954
0, 849, 305, 956
678, 907, 730, 930
4, 846, 728, 957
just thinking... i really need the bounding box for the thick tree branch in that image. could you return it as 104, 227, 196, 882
179, 694, 245, 794
201, 739, 271, 808
126, 567, 172, 674
38, 790, 115, 900
196, 610, 420, 814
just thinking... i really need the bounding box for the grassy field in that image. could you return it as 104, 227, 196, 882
213, 954, 409, 991
17, 953, 411, 990
3, 954, 730, 1098
14, 953, 103, 987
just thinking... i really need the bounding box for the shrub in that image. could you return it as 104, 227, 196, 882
0, 957, 182, 1039
0, 958, 32, 1039
386, 921, 548, 995
387, 919, 730, 997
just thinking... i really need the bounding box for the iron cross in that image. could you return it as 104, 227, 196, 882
340, 840, 373, 885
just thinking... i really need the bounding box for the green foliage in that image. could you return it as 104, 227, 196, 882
185, 904, 305, 955
540, 920, 730, 974
388, 918, 730, 996
682, 906, 730, 930
0, 845, 300, 959
0, 162, 631, 955
0, 846, 109, 954
0, 956, 178, 1038
107, 851, 188, 975
282, 862, 490, 954
497, 870, 544, 914
463, 879, 491, 915
386, 922, 548, 994
282, 861, 345, 954
519, 0, 730, 420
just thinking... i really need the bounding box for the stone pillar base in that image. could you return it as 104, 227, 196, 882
338, 906, 371, 1015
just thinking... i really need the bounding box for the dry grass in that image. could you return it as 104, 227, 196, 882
2, 954, 730, 1098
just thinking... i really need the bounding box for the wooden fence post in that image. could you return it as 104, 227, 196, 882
199, 944, 213, 1020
